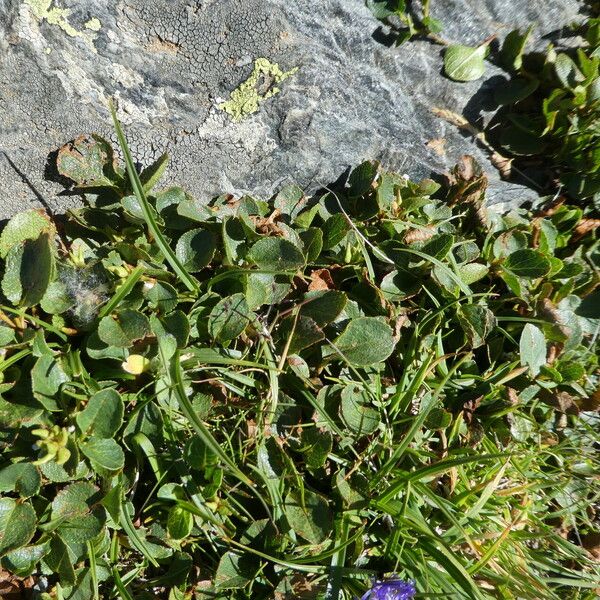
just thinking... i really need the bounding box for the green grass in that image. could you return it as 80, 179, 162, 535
0, 120, 598, 600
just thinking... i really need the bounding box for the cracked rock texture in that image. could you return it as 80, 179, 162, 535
0, 0, 584, 219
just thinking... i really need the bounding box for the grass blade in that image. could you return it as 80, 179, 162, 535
109, 102, 199, 293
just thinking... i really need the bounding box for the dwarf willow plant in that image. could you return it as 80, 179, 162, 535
369, 5, 600, 209
0, 123, 598, 600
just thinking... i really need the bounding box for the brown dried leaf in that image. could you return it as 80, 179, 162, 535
463, 394, 483, 424
581, 532, 600, 561
539, 389, 580, 415
0, 569, 35, 600
250, 209, 284, 236
572, 219, 600, 243
490, 152, 513, 179
506, 387, 519, 406
308, 268, 335, 291
403, 226, 436, 244
580, 389, 600, 412
426, 137, 447, 157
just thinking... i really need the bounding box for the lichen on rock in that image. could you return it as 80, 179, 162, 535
219, 58, 298, 122
24, 0, 83, 37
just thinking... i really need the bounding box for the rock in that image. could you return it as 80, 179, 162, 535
0, 0, 584, 219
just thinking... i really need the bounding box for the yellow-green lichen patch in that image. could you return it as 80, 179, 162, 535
219, 58, 298, 122
84, 17, 102, 32
25, 0, 81, 37
25, 0, 101, 39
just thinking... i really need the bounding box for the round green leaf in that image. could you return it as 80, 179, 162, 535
340, 385, 379, 435
284, 489, 333, 545
444, 44, 488, 82
248, 237, 305, 271
0, 209, 55, 259
519, 323, 547, 376
458, 263, 489, 285
0, 499, 36, 556
145, 281, 178, 313
425, 408, 453, 430
167, 506, 193, 540
1, 542, 50, 576
76, 388, 124, 438
301, 290, 347, 326
98, 309, 151, 348
51, 482, 106, 544
79, 437, 125, 472
322, 214, 350, 250
503, 249, 551, 279
175, 228, 216, 273
215, 552, 258, 589
333, 317, 395, 366
208, 293, 252, 341
0, 463, 41, 498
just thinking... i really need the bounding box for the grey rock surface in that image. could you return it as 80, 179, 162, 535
0, 0, 584, 219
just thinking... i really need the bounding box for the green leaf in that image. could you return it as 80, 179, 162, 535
500, 26, 533, 70
0, 324, 15, 346
503, 249, 551, 279
140, 153, 169, 192
1, 234, 55, 307
56, 134, 120, 188
0, 209, 55, 258
98, 309, 151, 348
519, 324, 547, 376
44, 535, 76, 585
494, 77, 539, 105
0, 463, 41, 498
339, 385, 379, 435
554, 53, 584, 90
274, 184, 305, 219
1, 542, 50, 576
366, 0, 400, 19
300, 427, 333, 470
301, 290, 347, 326
159, 310, 190, 348
348, 160, 378, 197
492, 230, 528, 259
298, 228, 323, 262
31, 354, 69, 411
167, 506, 193, 540
175, 228, 217, 273
457, 304, 497, 348
422, 233, 454, 260
425, 407, 453, 430
110, 104, 199, 293
0, 498, 36, 556
458, 262, 489, 285
333, 317, 395, 366
284, 488, 333, 545
215, 552, 258, 589
79, 437, 125, 473
208, 293, 252, 341
282, 315, 324, 354
248, 237, 305, 271
76, 388, 124, 438
222, 217, 247, 265
499, 125, 547, 156
51, 481, 106, 544
444, 44, 488, 81
145, 281, 178, 313
322, 214, 350, 250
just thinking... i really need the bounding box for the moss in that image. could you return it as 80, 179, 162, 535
218, 58, 298, 122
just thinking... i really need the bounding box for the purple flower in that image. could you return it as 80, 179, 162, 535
360, 578, 416, 600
